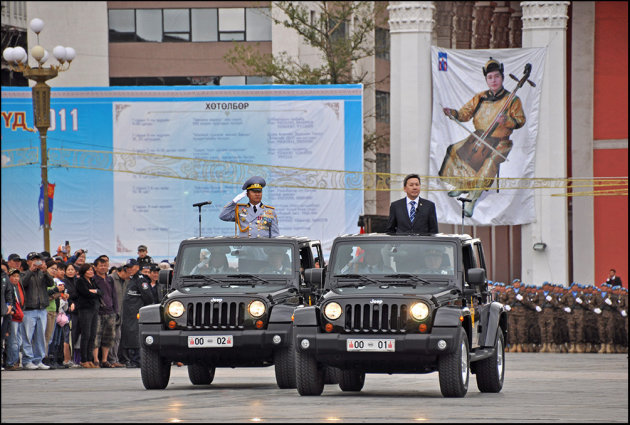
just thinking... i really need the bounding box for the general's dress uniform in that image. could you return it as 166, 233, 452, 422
219, 176, 279, 238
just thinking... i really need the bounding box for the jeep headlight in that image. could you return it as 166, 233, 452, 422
324, 302, 342, 320
410, 302, 429, 321
248, 300, 266, 318
167, 301, 185, 318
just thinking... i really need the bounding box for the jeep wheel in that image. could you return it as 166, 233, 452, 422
324, 367, 339, 385
140, 347, 171, 389
475, 328, 505, 393
187, 364, 216, 385
274, 333, 296, 389
337, 369, 365, 392
438, 331, 469, 397
295, 348, 324, 396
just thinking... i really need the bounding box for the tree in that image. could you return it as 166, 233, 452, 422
224, 1, 389, 155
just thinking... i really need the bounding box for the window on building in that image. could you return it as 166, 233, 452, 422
163, 9, 190, 41
191, 8, 218, 41
375, 91, 390, 124
109, 9, 136, 42
376, 152, 391, 190
246, 76, 272, 85
329, 18, 348, 44
375, 27, 390, 61
246, 8, 271, 41
219, 8, 245, 41
136, 9, 162, 42
108, 7, 271, 43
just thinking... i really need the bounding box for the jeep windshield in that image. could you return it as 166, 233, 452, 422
330, 240, 455, 293
175, 242, 295, 291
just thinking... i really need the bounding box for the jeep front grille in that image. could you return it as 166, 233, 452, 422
343, 303, 409, 333
186, 301, 246, 330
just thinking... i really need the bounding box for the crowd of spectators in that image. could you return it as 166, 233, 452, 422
1, 244, 169, 371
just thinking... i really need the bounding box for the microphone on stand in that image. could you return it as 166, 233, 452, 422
192, 201, 212, 237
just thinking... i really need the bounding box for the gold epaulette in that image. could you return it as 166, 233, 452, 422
262, 205, 274, 209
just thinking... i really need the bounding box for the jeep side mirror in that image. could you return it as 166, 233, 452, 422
303, 268, 324, 295
159, 269, 173, 295
467, 268, 486, 287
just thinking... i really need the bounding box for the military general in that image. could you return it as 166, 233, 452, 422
219, 176, 279, 238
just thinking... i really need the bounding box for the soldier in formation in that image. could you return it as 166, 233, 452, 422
488, 281, 627, 354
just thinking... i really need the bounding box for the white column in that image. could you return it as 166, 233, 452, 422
388, 1, 435, 201
520, 1, 570, 286
570, 2, 595, 286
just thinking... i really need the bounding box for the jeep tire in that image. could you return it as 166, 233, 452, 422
475, 328, 505, 393
140, 346, 171, 390
296, 347, 325, 396
187, 364, 216, 385
337, 369, 365, 392
324, 366, 339, 385
274, 332, 296, 389
438, 331, 470, 397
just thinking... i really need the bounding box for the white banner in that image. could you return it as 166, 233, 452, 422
429, 47, 546, 225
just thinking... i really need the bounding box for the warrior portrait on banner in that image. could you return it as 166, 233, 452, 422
429, 48, 546, 225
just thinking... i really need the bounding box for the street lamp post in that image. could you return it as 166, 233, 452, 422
3, 18, 75, 253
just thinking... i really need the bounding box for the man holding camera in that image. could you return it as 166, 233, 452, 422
20, 252, 55, 370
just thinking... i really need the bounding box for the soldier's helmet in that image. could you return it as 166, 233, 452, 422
242, 176, 266, 192
483, 57, 504, 78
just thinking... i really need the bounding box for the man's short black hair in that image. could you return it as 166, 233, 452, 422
403, 174, 421, 187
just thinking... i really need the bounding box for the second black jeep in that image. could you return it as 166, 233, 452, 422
138, 236, 324, 389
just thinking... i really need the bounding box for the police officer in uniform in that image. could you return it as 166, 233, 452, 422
220, 176, 279, 238
121, 260, 157, 368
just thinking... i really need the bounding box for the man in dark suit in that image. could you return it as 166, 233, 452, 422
385, 174, 438, 234
606, 269, 622, 287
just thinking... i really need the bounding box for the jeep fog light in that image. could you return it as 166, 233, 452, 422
167, 301, 185, 318
410, 302, 429, 321
145, 336, 154, 345
301, 339, 310, 349
437, 340, 447, 350
324, 302, 342, 320
249, 300, 266, 318
273, 335, 281, 344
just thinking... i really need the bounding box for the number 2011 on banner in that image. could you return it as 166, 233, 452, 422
48, 108, 78, 131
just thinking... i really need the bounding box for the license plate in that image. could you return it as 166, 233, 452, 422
187, 335, 233, 348
347, 339, 395, 352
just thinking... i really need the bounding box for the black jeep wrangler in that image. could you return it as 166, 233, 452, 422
293, 233, 508, 397
138, 236, 324, 389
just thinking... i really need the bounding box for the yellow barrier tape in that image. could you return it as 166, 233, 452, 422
3, 147, 627, 197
